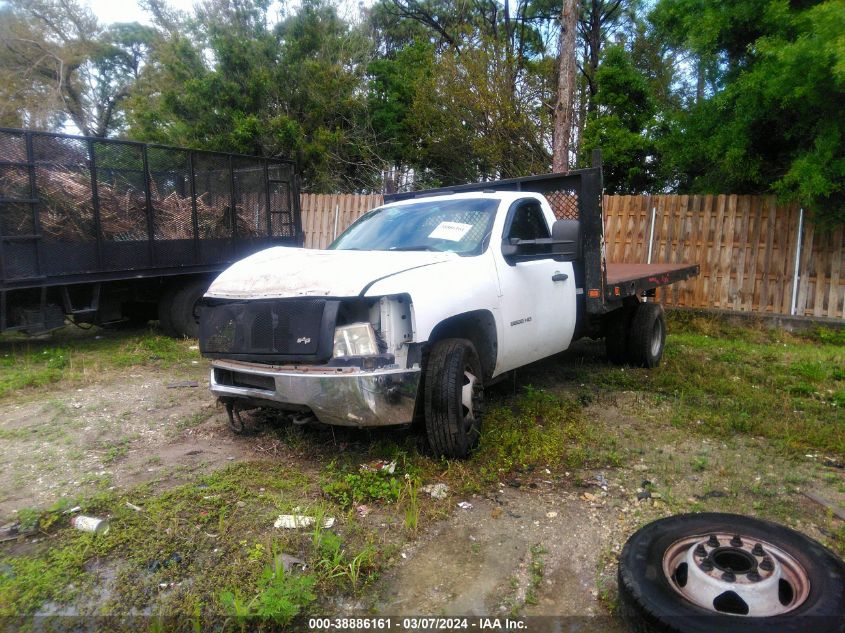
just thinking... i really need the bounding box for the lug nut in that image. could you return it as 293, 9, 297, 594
722, 568, 736, 582
708, 535, 720, 547
747, 571, 761, 582
752, 543, 765, 557
694, 544, 707, 557
700, 558, 714, 572
730, 535, 743, 547
760, 558, 774, 572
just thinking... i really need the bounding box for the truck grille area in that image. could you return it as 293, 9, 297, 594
199, 298, 339, 363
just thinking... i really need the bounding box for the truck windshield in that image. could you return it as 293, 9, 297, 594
329, 198, 499, 255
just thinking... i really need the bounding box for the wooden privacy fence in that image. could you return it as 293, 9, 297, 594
604, 195, 843, 319
298, 192, 845, 319
300, 193, 383, 249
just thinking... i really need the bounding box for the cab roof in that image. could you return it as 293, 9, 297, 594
380, 190, 543, 208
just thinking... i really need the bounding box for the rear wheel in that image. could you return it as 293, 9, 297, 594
627, 302, 666, 368
605, 304, 636, 365
157, 285, 179, 337
170, 279, 210, 339
423, 338, 484, 459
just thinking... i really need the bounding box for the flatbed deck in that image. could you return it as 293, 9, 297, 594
605, 262, 699, 300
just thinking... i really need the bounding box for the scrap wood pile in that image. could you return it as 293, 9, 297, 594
0, 158, 262, 241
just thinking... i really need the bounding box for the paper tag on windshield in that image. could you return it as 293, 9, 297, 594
428, 221, 473, 241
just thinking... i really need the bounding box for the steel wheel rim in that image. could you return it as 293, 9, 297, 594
460, 365, 482, 436
662, 532, 811, 617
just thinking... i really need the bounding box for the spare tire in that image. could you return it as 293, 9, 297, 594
618, 513, 845, 633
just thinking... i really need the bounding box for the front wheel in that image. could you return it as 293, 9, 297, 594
423, 338, 484, 459
618, 513, 845, 633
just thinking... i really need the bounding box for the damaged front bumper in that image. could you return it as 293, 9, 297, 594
209, 359, 420, 427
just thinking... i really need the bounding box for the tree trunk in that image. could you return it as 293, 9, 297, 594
696, 58, 705, 104
553, 0, 578, 172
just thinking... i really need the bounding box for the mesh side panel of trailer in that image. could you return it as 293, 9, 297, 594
193, 154, 233, 240
233, 157, 268, 239
1, 128, 298, 285
0, 129, 26, 163
93, 141, 147, 241
147, 147, 193, 240
267, 163, 295, 238
31, 135, 98, 275
0, 202, 32, 235
0, 131, 32, 237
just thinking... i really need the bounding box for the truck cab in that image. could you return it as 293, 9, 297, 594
200, 168, 698, 458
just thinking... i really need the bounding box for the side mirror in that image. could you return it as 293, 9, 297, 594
551, 220, 581, 261
501, 238, 554, 259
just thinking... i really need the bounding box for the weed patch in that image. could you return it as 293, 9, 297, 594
472, 386, 615, 483
589, 312, 845, 457
0, 328, 202, 400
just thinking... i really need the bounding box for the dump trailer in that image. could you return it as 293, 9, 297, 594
0, 128, 302, 336
199, 163, 699, 457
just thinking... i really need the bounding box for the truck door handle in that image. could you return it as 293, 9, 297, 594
552, 273, 568, 282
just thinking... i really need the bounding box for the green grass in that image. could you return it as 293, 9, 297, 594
471, 385, 617, 482
588, 312, 845, 458
0, 326, 201, 400
0, 463, 382, 622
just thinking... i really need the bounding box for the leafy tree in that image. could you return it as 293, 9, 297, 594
366, 41, 435, 188
0, 0, 151, 136
127, 0, 376, 192
652, 0, 845, 225
580, 44, 656, 192
410, 40, 551, 185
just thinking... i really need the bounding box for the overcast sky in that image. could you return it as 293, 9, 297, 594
83, 0, 194, 25
83, 0, 365, 26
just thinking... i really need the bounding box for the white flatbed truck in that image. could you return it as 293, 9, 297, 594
199, 166, 698, 457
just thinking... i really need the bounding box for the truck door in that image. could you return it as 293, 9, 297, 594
493, 198, 577, 372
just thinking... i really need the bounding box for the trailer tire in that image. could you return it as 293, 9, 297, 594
157, 286, 179, 337
627, 302, 666, 368
424, 338, 484, 459
618, 513, 845, 633
170, 279, 210, 339
605, 305, 635, 365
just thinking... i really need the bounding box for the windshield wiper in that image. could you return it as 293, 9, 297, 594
387, 245, 442, 252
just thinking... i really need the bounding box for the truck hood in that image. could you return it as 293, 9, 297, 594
205, 247, 457, 299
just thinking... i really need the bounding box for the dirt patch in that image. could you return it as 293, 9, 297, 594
0, 365, 254, 520
370, 483, 625, 629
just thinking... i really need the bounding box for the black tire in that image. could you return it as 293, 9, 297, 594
605, 304, 636, 365
423, 338, 484, 459
618, 513, 845, 633
169, 279, 210, 339
157, 285, 179, 337
627, 302, 666, 368
119, 301, 157, 328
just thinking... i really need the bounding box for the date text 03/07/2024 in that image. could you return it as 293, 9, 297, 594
308, 617, 527, 630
